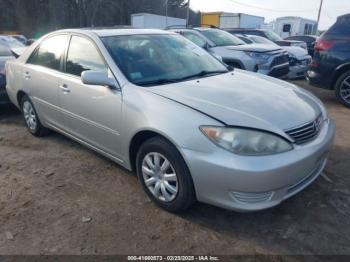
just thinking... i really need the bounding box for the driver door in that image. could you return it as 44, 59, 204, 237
58, 35, 123, 159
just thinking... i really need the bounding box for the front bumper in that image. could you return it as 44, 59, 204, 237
182, 119, 335, 211
288, 64, 308, 79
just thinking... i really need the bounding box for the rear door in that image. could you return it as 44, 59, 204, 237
58, 34, 123, 159
25, 34, 68, 129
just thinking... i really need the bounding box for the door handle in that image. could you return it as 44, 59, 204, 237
24, 72, 31, 80
59, 84, 70, 93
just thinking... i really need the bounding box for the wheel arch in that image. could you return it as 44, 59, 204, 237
129, 129, 182, 172
332, 62, 350, 89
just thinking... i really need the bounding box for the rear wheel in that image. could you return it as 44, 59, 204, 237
136, 137, 196, 212
21, 95, 50, 136
335, 71, 350, 108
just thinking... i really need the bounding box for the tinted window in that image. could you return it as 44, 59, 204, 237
102, 34, 227, 86
182, 31, 208, 48
28, 35, 67, 71
66, 36, 107, 77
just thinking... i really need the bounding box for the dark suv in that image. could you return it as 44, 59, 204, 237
307, 14, 350, 108
227, 29, 307, 49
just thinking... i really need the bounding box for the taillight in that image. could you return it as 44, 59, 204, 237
314, 40, 334, 51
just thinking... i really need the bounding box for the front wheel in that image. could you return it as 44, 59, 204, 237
335, 71, 350, 108
136, 137, 196, 212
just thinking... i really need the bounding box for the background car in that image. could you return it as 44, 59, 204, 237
284, 35, 318, 56
0, 35, 25, 49
0, 44, 15, 105
307, 14, 350, 108
227, 29, 307, 50
238, 34, 311, 79
169, 27, 290, 78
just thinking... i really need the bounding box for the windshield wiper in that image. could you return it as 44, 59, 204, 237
177, 70, 228, 81
137, 70, 228, 87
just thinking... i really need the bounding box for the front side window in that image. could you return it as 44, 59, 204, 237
27, 34, 67, 71
200, 29, 245, 47
66, 36, 107, 77
182, 31, 208, 48
102, 34, 228, 86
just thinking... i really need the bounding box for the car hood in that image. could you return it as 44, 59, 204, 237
282, 46, 308, 58
224, 43, 281, 53
147, 71, 322, 135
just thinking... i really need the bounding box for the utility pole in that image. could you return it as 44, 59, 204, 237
315, 0, 324, 34
165, 0, 168, 27
186, 0, 191, 27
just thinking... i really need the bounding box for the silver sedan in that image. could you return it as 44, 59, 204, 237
5, 28, 335, 212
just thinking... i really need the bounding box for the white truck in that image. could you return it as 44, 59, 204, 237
131, 13, 186, 29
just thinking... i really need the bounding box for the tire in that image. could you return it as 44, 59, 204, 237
335, 71, 350, 108
20, 94, 50, 137
136, 137, 196, 212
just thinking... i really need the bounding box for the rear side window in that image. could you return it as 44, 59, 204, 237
66, 36, 107, 77
27, 35, 67, 71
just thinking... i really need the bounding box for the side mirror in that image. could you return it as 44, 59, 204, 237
204, 42, 211, 50
81, 70, 119, 90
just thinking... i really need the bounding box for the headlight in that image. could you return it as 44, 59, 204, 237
244, 51, 270, 63
200, 126, 293, 156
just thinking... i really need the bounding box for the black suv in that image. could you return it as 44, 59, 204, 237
307, 14, 350, 108
227, 29, 307, 49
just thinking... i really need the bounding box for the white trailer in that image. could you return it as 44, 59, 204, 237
131, 13, 186, 29
274, 16, 317, 38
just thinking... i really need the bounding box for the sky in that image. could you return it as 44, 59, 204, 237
190, 0, 350, 30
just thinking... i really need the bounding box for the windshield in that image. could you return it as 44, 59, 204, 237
264, 30, 282, 41
200, 29, 245, 47
102, 34, 228, 86
0, 36, 25, 48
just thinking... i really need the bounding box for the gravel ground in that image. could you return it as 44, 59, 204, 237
0, 80, 349, 255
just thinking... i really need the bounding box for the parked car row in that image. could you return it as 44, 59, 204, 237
5, 28, 335, 212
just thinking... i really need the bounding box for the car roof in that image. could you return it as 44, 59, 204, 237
54, 28, 174, 37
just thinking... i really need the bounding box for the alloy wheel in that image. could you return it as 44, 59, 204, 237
340, 76, 350, 104
141, 152, 178, 202
23, 101, 37, 131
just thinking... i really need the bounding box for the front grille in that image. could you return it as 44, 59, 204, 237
268, 65, 289, 78
270, 54, 289, 68
285, 115, 323, 145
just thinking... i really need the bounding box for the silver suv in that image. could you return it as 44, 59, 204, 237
169, 27, 290, 78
